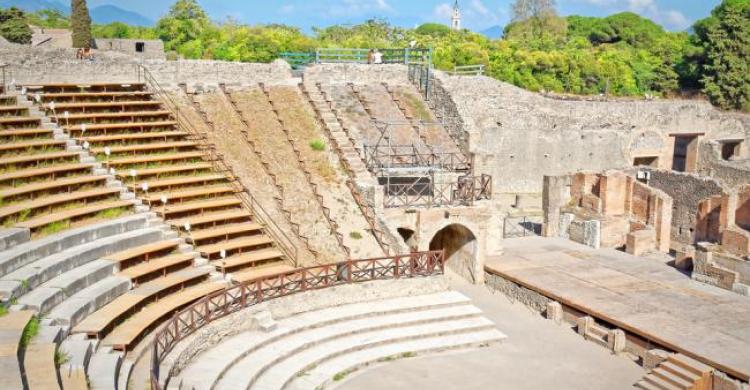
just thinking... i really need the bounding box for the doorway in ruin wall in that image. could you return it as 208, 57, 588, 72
670, 134, 703, 173
429, 224, 478, 282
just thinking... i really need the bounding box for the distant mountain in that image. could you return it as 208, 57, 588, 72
0, 1, 154, 27
480, 25, 504, 39
90, 5, 153, 26
0, 0, 68, 13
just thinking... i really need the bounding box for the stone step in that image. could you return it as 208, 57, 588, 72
0, 214, 150, 280
0, 227, 163, 301
174, 291, 471, 389
642, 373, 683, 390
289, 329, 505, 390
17, 259, 116, 314
215, 306, 490, 390
87, 350, 121, 390
652, 367, 694, 389
47, 276, 131, 327
59, 334, 95, 372
245, 317, 501, 390
117, 360, 134, 390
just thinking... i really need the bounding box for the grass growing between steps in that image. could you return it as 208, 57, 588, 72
0, 304, 7, 317
38, 220, 71, 237
401, 92, 433, 122
20, 316, 39, 347
96, 207, 129, 220
55, 348, 70, 365
313, 160, 337, 183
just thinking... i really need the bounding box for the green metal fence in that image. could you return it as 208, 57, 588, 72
280, 48, 432, 67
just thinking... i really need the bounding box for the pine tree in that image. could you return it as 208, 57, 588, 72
70, 0, 92, 48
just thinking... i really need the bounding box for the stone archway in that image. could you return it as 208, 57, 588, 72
397, 228, 418, 252
429, 224, 478, 282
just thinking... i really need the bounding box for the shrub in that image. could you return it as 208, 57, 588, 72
309, 139, 326, 151
349, 231, 363, 240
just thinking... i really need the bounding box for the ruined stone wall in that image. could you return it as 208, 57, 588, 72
303, 63, 410, 85
698, 142, 750, 190
93, 38, 166, 60
634, 169, 725, 247
437, 73, 750, 194
425, 76, 469, 156
0, 46, 292, 87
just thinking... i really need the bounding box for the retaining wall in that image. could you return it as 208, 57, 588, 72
1, 46, 292, 87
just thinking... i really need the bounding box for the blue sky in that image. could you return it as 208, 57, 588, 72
87, 0, 721, 32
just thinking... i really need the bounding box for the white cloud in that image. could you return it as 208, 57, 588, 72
467, 0, 500, 24
434, 3, 453, 20
627, 0, 658, 13
663, 10, 689, 30
325, 0, 394, 17
279, 4, 295, 14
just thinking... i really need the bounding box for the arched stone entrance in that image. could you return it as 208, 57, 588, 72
429, 224, 478, 282
397, 228, 418, 251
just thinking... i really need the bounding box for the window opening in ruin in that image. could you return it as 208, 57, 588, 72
135, 42, 145, 53
671, 135, 699, 172
633, 156, 659, 168
721, 140, 742, 161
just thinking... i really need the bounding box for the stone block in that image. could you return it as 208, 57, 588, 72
545, 301, 563, 325
607, 329, 626, 354
583, 220, 601, 249
576, 316, 594, 337
626, 229, 655, 257
642, 349, 669, 370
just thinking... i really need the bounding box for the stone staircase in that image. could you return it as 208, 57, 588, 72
302, 82, 403, 255
170, 291, 505, 390
635, 354, 714, 390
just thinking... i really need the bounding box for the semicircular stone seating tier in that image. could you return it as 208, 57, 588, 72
168, 290, 506, 390
0, 81, 295, 390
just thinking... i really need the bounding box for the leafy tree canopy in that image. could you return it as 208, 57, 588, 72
0, 7, 32, 44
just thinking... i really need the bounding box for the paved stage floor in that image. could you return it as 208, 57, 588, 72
485, 237, 750, 381
339, 271, 645, 390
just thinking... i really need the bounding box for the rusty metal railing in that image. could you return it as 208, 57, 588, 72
364, 144, 471, 172
150, 250, 445, 389
1, 63, 10, 94
383, 173, 492, 208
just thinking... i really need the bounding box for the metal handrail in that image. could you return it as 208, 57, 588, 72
450, 65, 485, 76
133, 64, 299, 264
150, 250, 446, 389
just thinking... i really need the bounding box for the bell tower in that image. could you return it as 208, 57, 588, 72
451, 1, 461, 31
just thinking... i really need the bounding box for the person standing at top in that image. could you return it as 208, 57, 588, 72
367, 49, 374, 64
373, 49, 383, 65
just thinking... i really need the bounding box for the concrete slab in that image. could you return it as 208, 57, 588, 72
485, 237, 750, 381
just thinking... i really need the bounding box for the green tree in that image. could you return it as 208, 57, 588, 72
156, 0, 210, 57
0, 7, 32, 44
509, 0, 565, 41
71, 0, 92, 48
693, 0, 750, 111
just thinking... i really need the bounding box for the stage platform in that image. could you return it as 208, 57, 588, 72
486, 237, 750, 381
